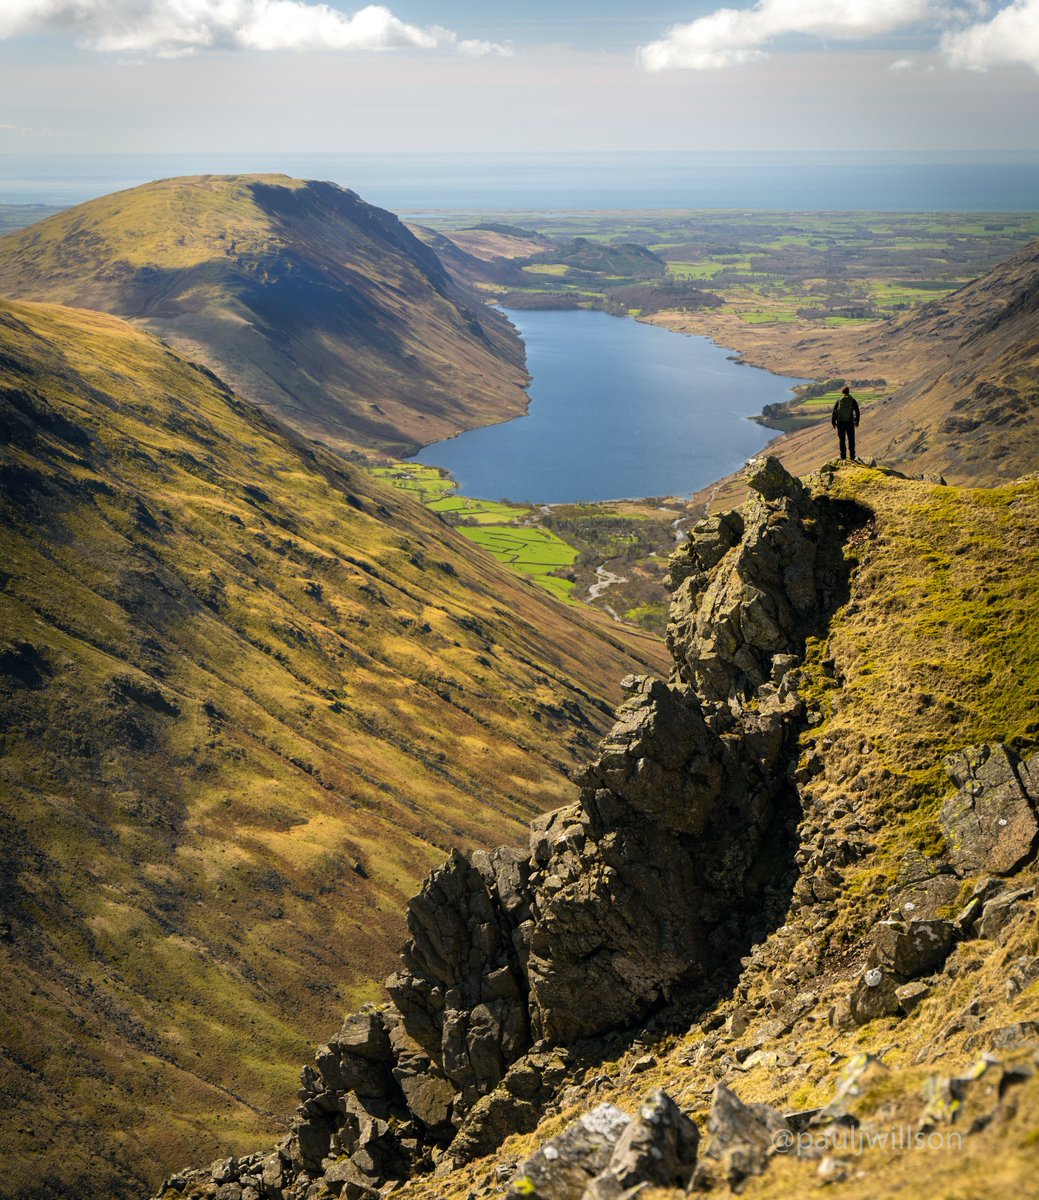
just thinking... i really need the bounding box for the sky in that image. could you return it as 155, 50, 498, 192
1, 0, 1038, 155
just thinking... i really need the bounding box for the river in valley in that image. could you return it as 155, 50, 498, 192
412, 308, 806, 503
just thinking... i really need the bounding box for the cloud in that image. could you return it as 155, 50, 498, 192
888, 57, 915, 71
941, 0, 1039, 72
0, 120, 68, 136
640, 0, 942, 70
0, 0, 511, 57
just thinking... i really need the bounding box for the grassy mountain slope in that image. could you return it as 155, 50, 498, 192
0, 175, 530, 454
0, 297, 666, 1199
407, 225, 526, 290
652, 237, 1039, 509
395, 463, 1039, 1200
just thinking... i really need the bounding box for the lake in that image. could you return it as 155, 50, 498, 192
411, 308, 806, 503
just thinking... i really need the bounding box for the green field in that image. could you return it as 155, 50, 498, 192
459, 526, 580, 601
367, 461, 581, 601
415, 208, 1039, 328
758, 387, 888, 431
366, 463, 680, 623
369, 463, 456, 503
427, 495, 530, 524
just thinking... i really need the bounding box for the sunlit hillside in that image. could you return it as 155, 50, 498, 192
0, 175, 530, 454
0, 297, 665, 1199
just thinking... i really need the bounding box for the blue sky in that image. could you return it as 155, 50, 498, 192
1, 1, 1037, 155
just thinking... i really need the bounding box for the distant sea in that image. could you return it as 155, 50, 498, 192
2, 151, 1038, 212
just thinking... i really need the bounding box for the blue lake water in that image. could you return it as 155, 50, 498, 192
412, 309, 805, 503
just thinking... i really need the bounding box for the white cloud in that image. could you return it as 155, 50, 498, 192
456, 38, 512, 58
0, 0, 511, 57
941, 0, 1039, 71
0, 120, 67, 136
640, 0, 942, 70
888, 56, 915, 71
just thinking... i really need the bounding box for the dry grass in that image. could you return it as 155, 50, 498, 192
0, 297, 666, 1198
395, 463, 1039, 1200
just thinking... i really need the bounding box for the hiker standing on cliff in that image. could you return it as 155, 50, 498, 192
831, 385, 860, 460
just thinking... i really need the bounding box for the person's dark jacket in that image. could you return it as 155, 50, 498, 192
831, 392, 860, 426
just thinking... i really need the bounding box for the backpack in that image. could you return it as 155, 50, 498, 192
835, 392, 856, 422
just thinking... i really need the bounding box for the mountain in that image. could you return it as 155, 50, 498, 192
671, 237, 1039, 508
0, 175, 530, 455
436, 225, 556, 263
406, 224, 526, 290
153, 456, 1039, 1200
532, 236, 668, 278
0, 296, 667, 1200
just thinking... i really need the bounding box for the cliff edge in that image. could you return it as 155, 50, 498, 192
153, 455, 1039, 1200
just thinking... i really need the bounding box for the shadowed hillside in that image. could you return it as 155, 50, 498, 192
653, 237, 1039, 510
0, 298, 666, 1199
0, 175, 530, 455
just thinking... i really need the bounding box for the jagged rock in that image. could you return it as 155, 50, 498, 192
582, 1089, 700, 1199
314, 1010, 395, 1099
921, 1054, 1035, 1130
210, 1157, 238, 1185
387, 1016, 455, 1140
321, 1157, 379, 1199
575, 676, 723, 836
850, 966, 904, 1024
952, 896, 983, 938
1005, 955, 1039, 999
449, 1050, 571, 1163
692, 1082, 791, 1190
816, 1053, 889, 1125
524, 821, 706, 1043
150, 463, 869, 1200
868, 918, 954, 979
507, 1104, 631, 1200
976, 887, 1035, 940
666, 510, 744, 593
385, 846, 531, 1104
745, 455, 807, 503
987, 1022, 1039, 1051
940, 744, 1039, 875
667, 457, 852, 703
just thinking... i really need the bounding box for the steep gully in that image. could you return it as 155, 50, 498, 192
156, 456, 872, 1199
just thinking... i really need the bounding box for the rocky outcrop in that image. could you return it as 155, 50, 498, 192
506, 1089, 700, 1200
152, 458, 868, 1200
835, 741, 1039, 1029
941, 743, 1039, 875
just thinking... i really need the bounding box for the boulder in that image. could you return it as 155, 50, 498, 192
850, 966, 904, 1025
507, 1104, 631, 1200
895, 981, 931, 1014
582, 1089, 700, 1198
868, 918, 954, 979
941, 744, 1039, 876
693, 1082, 792, 1189
976, 887, 1035, 941
817, 1053, 889, 1125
